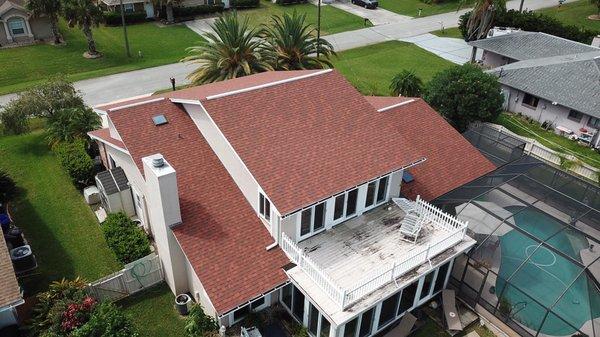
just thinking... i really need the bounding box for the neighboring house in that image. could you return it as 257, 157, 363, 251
0, 232, 23, 330
98, 0, 155, 18
0, 0, 53, 47
469, 31, 600, 148
88, 69, 495, 334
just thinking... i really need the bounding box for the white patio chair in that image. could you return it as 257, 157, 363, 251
392, 198, 418, 216
399, 213, 424, 243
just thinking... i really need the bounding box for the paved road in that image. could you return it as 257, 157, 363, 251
0, 0, 573, 107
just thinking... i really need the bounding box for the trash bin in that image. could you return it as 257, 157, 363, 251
176, 294, 191, 315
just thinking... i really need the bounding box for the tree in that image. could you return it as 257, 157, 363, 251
0, 100, 30, 135
27, 0, 62, 44
45, 106, 101, 146
261, 12, 336, 70
164, 0, 180, 23
19, 75, 85, 118
592, 0, 600, 17
0, 170, 18, 203
389, 70, 423, 97
181, 12, 272, 84
424, 64, 503, 132
460, 0, 506, 42
62, 0, 103, 57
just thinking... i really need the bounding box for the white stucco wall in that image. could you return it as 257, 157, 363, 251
183, 253, 218, 318
479, 50, 516, 68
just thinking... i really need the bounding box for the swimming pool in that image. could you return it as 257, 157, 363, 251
495, 208, 599, 336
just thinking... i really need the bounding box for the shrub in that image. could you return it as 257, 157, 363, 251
102, 212, 151, 265
424, 64, 503, 132
172, 4, 224, 18
389, 70, 424, 97
275, 0, 308, 4
103, 11, 148, 26
459, 9, 600, 44
0, 170, 18, 203
45, 106, 101, 146
54, 140, 96, 186
185, 304, 218, 337
0, 99, 30, 135
72, 302, 139, 337
231, 0, 259, 6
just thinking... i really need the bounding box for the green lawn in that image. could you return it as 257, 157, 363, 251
0, 20, 202, 95
537, 0, 600, 31
378, 0, 472, 17
119, 283, 187, 337
430, 27, 463, 39
239, 0, 371, 35
495, 113, 600, 169
0, 131, 120, 295
333, 41, 455, 96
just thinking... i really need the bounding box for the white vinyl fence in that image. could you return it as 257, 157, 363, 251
87, 253, 163, 301
485, 123, 600, 182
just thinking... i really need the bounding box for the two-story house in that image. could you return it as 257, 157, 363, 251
88, 69, 496, 335
469, 31, 600, 148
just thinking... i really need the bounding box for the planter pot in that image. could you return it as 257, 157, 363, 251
176, 294, 191, 315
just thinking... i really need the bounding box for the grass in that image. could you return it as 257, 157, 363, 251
0, 131, 120, 295
119, 283, 187, 337
238, 0, 371, 35
0, 20, 202, 95
333, 41, 455, 96
430, 26, 463, 39
378, 0, 472, 17
537, 0, 600, 31
495, 113, 600, 169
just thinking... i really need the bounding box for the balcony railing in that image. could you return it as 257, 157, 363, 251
280, 196, 468, 310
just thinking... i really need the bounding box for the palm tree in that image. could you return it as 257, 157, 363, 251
181, 12, 273, 84
261, 12, 336, 70
592, 0, 600, 17
27, 0, 62, 44
45, 106, 101, 146
389, 70, 423, 97
62, 0, 103, 57
461, 0, 506, 42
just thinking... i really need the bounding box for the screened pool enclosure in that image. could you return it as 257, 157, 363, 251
435, 125, 600, 337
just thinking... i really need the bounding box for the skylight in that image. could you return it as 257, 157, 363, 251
152, 114, 168, 126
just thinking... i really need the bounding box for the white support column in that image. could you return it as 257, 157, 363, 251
24, 18, 33, 37
2, 20, 13, 42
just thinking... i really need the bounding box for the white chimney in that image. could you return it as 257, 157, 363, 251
142, 154, 187, 294
592, 35, 600, 48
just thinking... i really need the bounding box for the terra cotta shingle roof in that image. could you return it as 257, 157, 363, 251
0, 228, 22, 309
107, 99, 289, 315
364, 96, 496, 200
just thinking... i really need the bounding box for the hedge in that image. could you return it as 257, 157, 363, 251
275, 0, 308, 5
231, 0, 260, 8
459, 9, 600, 44
102, 212, 151, 265
54, 140, 96, 187
172, 4, 224, 18
103, 11, 148, 26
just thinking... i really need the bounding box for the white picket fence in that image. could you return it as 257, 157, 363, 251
87, 253, 163, 301
281, 197, 468, 309
485, 123, 600, 182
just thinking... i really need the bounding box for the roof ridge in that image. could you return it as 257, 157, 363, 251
204, 69, 332, 101
537, 31, 600, 50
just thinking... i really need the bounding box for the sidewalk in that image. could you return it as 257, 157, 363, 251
0, 0, 574, 106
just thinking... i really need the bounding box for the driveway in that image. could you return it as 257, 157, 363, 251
399, 33, 482, 64
328, 0, 411, 26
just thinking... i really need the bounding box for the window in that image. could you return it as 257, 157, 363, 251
378, 293, 400, 327
259, 193, 271, 221
320, 316, 331, 337
123, 3, 134, 12
292, 287, 305, 321
334, 188, 358, 222
346, 189, 358, 216
588, 116, 600, 128
365, 176, 390, 209
433, 262, 451, 294
419, 272, 435, 301
521, 93, 539, 108
299, 202, 326, 238
334, 194, 345, 220
308, 303, 319, 335
358, 307, 375, 337
398, 282, 417, 314
344, 317, 358, 337
233, 305, 250, 322
7, 18, 26, 36
251, 297, 265, 310
568, 110, 583, 122
282, 284, 292, 310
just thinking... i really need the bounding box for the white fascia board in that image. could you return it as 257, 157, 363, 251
107, 97, 165, 112
169, 98, 203, 105
377, 99, 417, 112
88, 133, 130, 155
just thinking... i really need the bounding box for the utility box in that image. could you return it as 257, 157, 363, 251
95, 167, 135, 217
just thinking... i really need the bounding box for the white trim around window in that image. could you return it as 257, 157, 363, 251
258, 191, 271, 223
298, 201, 326, 240
7, 16, 27, 37
363, 175, 390, 211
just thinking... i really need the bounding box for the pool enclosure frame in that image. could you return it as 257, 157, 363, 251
434, 125, 600, 337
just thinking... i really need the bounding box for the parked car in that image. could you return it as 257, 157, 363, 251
351, 0, 378, 9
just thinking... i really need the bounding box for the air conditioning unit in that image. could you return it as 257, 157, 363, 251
83, 186, 101, 205
95, 167, 136, 217
10, 245, 37, 273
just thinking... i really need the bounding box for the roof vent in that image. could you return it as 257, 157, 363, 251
152, 114, 168, 126
152, 156, 165, 168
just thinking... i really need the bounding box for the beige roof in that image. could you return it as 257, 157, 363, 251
100, 0, 144, 6
0, 236, 22, 309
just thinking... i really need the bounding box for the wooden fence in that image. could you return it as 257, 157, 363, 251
87, 253, 163, 301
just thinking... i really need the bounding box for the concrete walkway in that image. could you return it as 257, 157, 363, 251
399, 33, 482, 64
0, 0, 575, 106
328, 0, 411, 26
